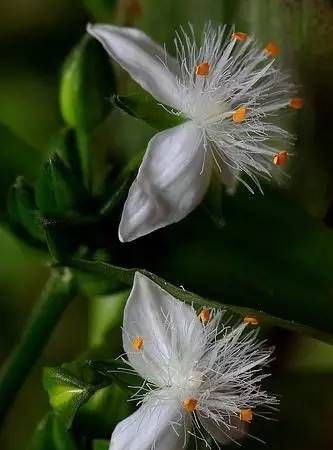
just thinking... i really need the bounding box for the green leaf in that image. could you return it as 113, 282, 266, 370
43, 367, 100, 429
68, 186, 333, 344
7, 176, 44, 242
49, 129, 84, 185
100, 149, 144, 217
87, 359, 141, 390
60, 35, 116, 132
89, 291, 129, 349
35, 153, 83, 215
93, 440, 109, 450
0, 124, 41, 216
114, 94, 186, 131
29, 413, 79, 450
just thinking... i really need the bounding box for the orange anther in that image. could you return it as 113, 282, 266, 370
232, 32, 248, 42
132, 336, 144, 351
240, 408, 253, 423
183, 398, 198, 412
199, 308, 211, 323
265, 41, 279, 57
196, 62, 210, 76
232, 106, 247, 123
289, 97, 304, 110
273, 151, 288, 166
243, 316, 259, 326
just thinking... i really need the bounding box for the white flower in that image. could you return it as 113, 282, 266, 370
87, 23, 301, 242
109, 272, 277, 450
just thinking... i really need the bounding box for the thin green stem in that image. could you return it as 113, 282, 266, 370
0, 268, 78, 424
76, 129, 92, 193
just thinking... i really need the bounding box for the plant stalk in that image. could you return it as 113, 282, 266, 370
0, 268, 77, 424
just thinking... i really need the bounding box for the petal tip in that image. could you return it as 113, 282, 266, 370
86, 22, 94, 34
118, 227, 126, 243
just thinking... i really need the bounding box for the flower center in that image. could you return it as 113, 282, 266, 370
182, 397, 198, 412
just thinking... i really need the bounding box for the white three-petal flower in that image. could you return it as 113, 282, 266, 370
109, 272, 277, 450
87, 23, 295, 242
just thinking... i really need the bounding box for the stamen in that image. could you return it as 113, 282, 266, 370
132, 336, 144, 351
232, 106, 247, 123
243, 316, 259, 326
273, 151, 288, 166
232, 31, 248, 42
183, 398, 198, 412
196, 62, 210, 76
199, 308, 211, 323
289, 97, 304, 110
265, 41, 279, 57
240, 408, 253, 423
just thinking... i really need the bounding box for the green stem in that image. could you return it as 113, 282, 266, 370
0, 268, 77, 424
76, 129, 92, 193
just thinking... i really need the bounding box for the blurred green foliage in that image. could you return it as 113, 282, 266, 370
1, 1, 333, 450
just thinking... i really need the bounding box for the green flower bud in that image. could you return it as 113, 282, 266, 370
60, 35, 116, 131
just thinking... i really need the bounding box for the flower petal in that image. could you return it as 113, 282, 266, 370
110, 396, 188, 450
87, 24, 181, 108
122, 272, 204, 385
119, 122, 212, 242
198, 415, 247, 445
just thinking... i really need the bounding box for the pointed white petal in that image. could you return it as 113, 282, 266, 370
110, 396, 189, 450
122, 272, 204, 384
198, 415, 247, 445
119, 122, 212, 242
87, 24, 181, 108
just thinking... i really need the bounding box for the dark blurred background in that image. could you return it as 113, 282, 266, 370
1, 0, 333, 449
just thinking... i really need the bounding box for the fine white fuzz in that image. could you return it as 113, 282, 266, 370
110, 273, 277, 450
169, 23, 295, 192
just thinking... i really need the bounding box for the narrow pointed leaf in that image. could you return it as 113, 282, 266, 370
0, 123, 41, 217
7, 176, 44, 242
68, 186, 333, 344
43, 367, 98, 428
35, 153, 83, 215
114, 94, 186, 131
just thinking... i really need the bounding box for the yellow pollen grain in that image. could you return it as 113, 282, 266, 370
265, 41, 279, 57
240, 408, 253, 423
273, 151, 288, 166
132, 336, 144, 351
243, 316, 259, 326
232, 31, 248, 42
196, 62, 210, 76
199, 308, 211, 323
232, 106, 247, 123
183, 398, 198, 412
289, 97, 304, 110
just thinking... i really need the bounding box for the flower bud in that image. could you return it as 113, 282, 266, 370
60, 35, 116, 131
